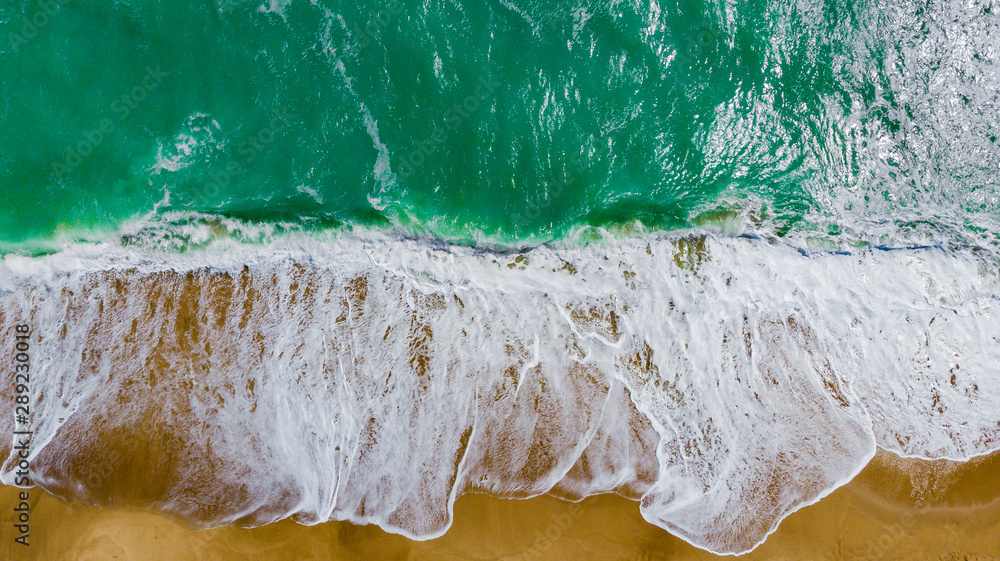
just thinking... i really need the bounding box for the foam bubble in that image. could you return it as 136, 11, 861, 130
0, 229, 998, 554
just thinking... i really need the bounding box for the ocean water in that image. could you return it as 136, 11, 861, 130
1, 0, 999, 555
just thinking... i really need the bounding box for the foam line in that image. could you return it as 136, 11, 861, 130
1, 228, 998, 554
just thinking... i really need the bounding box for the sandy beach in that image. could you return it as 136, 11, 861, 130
3, 0, 999, 557
2, 448, 998, 561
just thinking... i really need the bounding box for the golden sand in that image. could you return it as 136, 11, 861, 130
2, 449, 998, 561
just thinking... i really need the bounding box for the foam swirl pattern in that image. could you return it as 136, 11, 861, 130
2, 231, 998, 554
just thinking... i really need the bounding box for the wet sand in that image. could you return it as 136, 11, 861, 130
2, 449, 998, 561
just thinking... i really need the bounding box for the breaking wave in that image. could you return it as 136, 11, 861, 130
2, 220, 998, 554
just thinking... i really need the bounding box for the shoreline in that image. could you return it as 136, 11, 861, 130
2, 448, 999, 561
2, 232, 999, 555
5, 209, 998, 264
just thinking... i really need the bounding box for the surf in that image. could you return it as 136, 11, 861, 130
1, 223, 998, 554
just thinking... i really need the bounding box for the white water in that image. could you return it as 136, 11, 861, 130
1, 225, 999, 554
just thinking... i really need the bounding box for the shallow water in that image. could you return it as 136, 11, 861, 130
2, 231, 999, 553
1, 0, 999, 555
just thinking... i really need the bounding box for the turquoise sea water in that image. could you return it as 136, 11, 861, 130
2, 2, 1000, 554
2, 0, 996, 252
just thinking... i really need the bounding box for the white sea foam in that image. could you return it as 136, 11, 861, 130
148, 113, 222, 175
0, 226, 998, 554
256, 0, 292, 21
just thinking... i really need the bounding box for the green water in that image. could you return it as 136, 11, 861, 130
1, 0, 998, 251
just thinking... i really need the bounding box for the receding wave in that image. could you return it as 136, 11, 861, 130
2, 225, 998, 554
